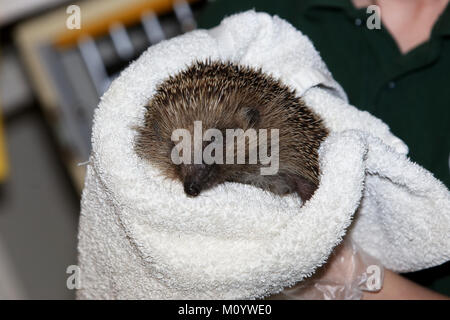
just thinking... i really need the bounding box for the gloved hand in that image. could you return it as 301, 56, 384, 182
269, 237, 384, 300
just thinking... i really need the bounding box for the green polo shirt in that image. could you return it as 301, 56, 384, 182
198, 0, 450, 295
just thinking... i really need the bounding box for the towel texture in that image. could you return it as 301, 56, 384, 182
77, 11, 450, 299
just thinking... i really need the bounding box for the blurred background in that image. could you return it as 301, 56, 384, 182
0, 0, 206, 299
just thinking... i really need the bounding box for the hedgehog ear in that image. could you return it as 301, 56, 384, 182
242, 107, 260, 127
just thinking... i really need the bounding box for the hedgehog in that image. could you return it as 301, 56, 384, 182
135, 61, 328, 203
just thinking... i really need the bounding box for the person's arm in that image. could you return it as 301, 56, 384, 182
273, 239, 450, 300
363, 269, 449, 300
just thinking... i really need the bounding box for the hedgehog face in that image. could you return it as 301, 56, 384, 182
135, 103, 262, 197
175, 108, 261, 197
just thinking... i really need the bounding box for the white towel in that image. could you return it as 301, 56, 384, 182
77, 11, 450, 299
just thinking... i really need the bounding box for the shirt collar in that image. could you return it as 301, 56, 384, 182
435, 3, 450, 36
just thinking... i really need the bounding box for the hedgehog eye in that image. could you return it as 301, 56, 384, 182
243, 107, 260, 127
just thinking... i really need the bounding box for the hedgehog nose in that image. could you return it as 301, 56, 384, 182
184, 182, 200, 197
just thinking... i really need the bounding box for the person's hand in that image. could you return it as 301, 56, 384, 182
270, 237, 384, 300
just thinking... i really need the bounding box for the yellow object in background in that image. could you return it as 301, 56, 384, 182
0, 109, 8, 182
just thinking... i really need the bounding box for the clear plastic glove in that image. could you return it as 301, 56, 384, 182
269, 237, 384, 300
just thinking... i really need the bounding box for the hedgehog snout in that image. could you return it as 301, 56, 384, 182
181, 164, 217, 197
184, 181, 201, 197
